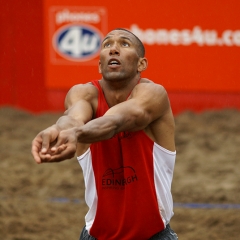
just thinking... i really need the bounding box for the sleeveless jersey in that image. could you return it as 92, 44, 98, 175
77, 80, 176, 240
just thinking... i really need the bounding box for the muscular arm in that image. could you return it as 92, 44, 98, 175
31, 83, 97, 163
75, 82, 170, 143
60, 84, 96, 126
33, 81, 172, 163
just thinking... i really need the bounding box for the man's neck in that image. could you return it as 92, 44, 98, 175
100, 75, 141, 106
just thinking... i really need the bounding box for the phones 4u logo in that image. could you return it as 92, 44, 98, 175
49, 7, 107, 64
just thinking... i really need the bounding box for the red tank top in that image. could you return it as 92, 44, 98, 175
88, 80, 164, 239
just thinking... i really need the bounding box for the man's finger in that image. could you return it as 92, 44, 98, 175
50, 132, 67, 152
31, 146, 42, 164
48, 146, 76, 162
41, 132, 51, 153
31, 137, 43, 164
39, 144, 76, 163
39, 152, 53, 162
51, 144, 67, 154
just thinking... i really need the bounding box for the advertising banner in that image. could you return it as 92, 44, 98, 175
44, 0, 240, 94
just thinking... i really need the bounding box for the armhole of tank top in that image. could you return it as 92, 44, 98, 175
126, 77, 142, 100
141, 130, 176, 155
154, 142, 176, 155
91, 80, 100, 89
77, 147, 90, 161
90, 80, 101, 118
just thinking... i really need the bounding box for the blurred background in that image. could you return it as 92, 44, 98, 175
1, 0, 240, 114
0, 1, 240, 239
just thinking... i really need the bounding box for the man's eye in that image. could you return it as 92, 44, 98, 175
122, 42, 129, 47
104, 42, 111, 48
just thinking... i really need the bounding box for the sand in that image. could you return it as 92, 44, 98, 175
0, 107, 240, 240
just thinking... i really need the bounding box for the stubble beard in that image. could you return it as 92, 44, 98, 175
101, 67, 138, 83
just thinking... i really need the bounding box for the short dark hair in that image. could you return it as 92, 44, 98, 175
111, 28, 145, 57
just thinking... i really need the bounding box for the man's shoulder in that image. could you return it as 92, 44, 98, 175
138, 78, 167, 95
70, 81, 98, 90
65, 82, 99, 105
140, 78, 153, 84
69, 82, 98, 95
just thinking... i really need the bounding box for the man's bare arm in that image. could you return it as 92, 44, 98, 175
38, 82, 171, 162
31, 84, 97, 163
74, 82, 169, 143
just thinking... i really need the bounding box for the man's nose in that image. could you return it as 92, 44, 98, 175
109, 43, 120, 56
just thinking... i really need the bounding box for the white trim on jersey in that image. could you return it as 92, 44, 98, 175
153, 143, 176, 226
77, 149, 98, 232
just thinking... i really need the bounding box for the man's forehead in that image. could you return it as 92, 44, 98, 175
103, 30, 136, 42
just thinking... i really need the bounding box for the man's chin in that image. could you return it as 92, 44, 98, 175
103, 72, 125, 81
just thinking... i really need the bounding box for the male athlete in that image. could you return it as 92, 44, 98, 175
32, 28, 178, 240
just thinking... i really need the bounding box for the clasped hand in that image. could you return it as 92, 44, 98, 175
31, 126, 78, 164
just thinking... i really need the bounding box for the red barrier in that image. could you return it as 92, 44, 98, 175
1, 0, 240, 114
46, 90, 240, 115
0, 1, 48, 112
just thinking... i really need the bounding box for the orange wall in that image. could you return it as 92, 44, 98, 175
1, 0, 240, 114
0, 1, 49, 112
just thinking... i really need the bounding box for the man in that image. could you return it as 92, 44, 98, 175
32, 28, 178, 240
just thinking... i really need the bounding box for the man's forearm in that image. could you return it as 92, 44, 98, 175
56, 115, 84, 130
76, 115, 119, 143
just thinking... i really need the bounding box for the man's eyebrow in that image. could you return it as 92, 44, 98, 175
102, 36, 110, 43
120, 36, 133, 42
102, 35, 133, 43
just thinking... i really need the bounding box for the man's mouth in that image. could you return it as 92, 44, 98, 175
108, 59, 120, 66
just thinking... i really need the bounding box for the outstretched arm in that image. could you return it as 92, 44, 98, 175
54, 82, 170, 147
77, 82, 169, 142
31, 84, 97, 163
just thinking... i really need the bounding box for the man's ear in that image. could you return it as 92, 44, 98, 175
137, 58, 148, 72
98, 60, 102, 74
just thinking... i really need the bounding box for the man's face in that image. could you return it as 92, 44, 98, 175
99, 30, 142, 81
